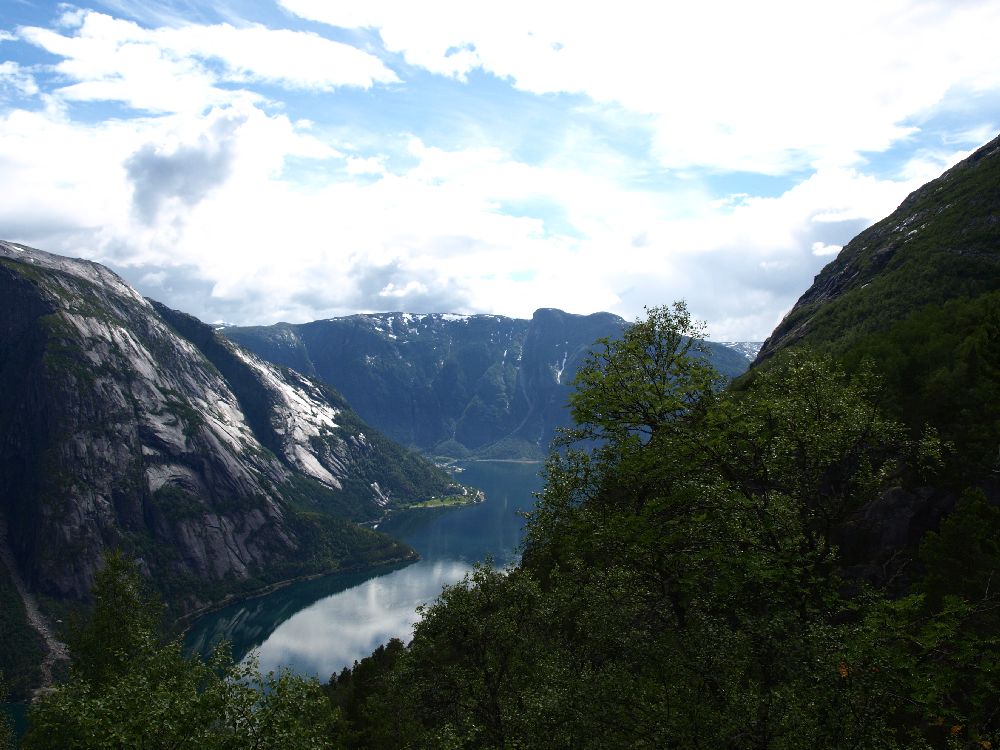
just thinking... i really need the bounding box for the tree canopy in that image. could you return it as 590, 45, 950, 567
325, 304, 1000, 749
24, 551, 337, 750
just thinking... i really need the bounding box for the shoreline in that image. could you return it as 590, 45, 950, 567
463, 458, 544, 464
173, 553, 418, 629
434, 457, 545, 466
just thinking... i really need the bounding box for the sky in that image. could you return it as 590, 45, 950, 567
1, 1, 999, 339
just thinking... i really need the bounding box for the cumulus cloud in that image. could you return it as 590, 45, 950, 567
281, 0, 1000, 173
126, 110, 242, 223
0, 82, 972, 336
811, 242, 842, 257
161, 23, 399, 90
18, 10, 398, 113
345, 155, 388, 176
0, 2, 994, 340
0, 61, 38, 97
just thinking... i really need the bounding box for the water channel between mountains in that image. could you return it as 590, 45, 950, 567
185, 460, 544, 680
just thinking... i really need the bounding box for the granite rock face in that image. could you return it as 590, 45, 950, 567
0, 242, 449, 607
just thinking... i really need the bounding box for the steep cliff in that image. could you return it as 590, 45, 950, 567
756, 133, 1000, 363
226, 309, 751, 458
0, 242, 456, 618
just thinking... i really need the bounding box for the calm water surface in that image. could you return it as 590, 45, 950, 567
185, 461, 543, 680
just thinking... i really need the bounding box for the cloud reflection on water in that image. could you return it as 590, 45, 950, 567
185, 461, 543, 678
254, 559, 472, 678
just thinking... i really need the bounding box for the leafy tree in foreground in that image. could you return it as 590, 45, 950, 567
567, 301, 718, 444
323, 303, 1000, 748
24, 551, 337, 750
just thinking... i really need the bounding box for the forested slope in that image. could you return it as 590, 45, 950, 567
757, 133, 1000, 479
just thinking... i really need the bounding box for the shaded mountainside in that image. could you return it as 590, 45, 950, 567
226, 309, 752, 458
758, 133, 1000, 360
754, 132, 1000, 480
0, 242, 458, 637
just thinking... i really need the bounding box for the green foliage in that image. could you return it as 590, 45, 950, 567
841, 292, 1000, 480
403, 565, 542, 748
327, 304, 1000, 749
520, 348, 913, 748
0, 561, 44, 700
702, 352, 904, 561
66, 551, 163, 689
919, 489, 1000, 611
758, 141, 1000, 486
0, 676, 15, 750
904, 490, 1000, 742
24, 551, 337, 750
326, 638, 408, 748
150, 484, 206, 520
400, 492, 482, 509
568, 301, 718, 442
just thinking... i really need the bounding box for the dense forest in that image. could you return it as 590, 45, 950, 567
12, 301, 998, 749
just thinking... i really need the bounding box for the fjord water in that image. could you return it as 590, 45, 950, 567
185, 461, 543, 679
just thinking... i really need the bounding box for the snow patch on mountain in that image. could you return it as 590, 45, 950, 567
716, 341, 764, 360
231, 346, 343, 487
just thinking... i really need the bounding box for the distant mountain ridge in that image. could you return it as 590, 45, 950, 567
226, 309, 753, 458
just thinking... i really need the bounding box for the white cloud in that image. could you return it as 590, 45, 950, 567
345, 155, 388, 176
158, 23, 399, 91
18, 11, 398, 114
0, 61, 39, 96
0, 64, 974, 339
140, 270, 166, 285
811, 242, 841, 257
281, 0, 1000, 173
0, 2, 995, 341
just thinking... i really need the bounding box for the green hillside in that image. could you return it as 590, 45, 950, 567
758, 134, 1000, 360
757, 134, 1000, 480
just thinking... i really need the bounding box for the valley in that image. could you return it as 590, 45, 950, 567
1, 133, 998, 750
3, 4, 1000, 746
0, 240, 753, 702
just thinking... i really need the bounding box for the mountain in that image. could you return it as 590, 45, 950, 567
716, 341, 764, 360
754, 133, 1000, 480
225, 310, 753, 458
0, 241, 460, 694
758, 134, 1000, 361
